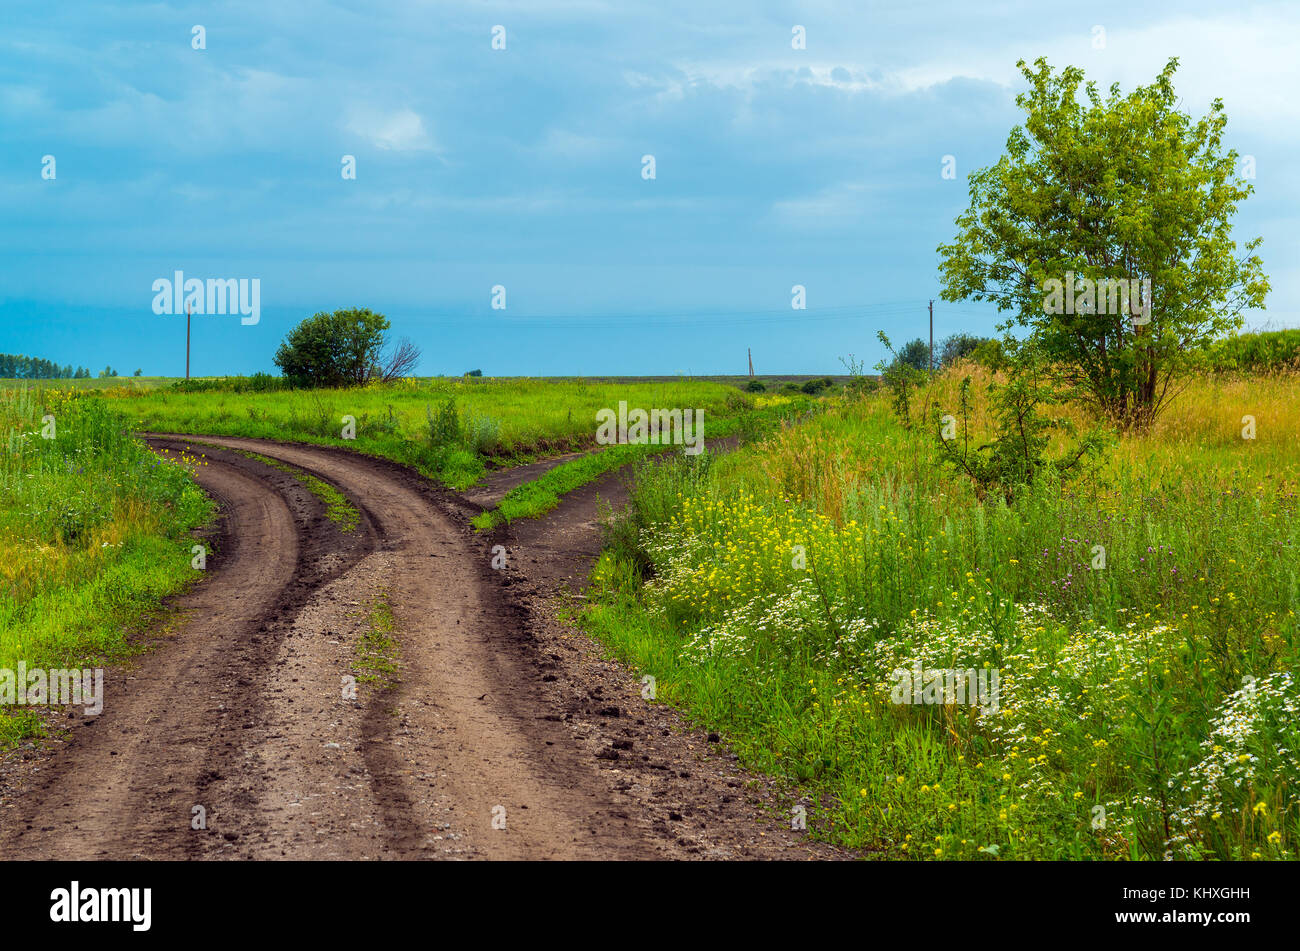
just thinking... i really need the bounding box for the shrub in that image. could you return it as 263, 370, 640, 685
894, 339, 933, 372
875, 331, 928, 426
426, 397, 461, 447
938, 333, 990, 367
170, 373, 289, 394
970, 338, 1009, 371
463, 413, 501, 454
934, 362, 1111, 503
1200, 330, 1300, 375
274, 308, 390, 388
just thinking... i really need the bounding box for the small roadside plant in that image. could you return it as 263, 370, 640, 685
933, 348, 1112, 502
875, 331, 928, 427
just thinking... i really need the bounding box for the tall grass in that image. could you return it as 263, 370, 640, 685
584, 371, 1300, 860
0, 386, 211, 744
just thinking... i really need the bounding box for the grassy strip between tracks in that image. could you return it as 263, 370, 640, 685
227, 447, 360, 533
353, 592, 400, 690
470, 398, 817, 530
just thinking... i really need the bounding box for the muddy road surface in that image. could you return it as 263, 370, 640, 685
0, 436, 847, 860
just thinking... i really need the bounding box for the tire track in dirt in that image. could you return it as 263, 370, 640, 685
0, 440, 370, 858
2, 434, 850, 860
163, 435, 664, 859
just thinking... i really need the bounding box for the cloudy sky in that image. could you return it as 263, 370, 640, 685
1, 0, 1295, 376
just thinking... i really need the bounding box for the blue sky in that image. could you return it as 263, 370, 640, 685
2, 1, 1296, 376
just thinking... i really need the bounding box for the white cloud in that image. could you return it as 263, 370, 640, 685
771, 181, 879, 228
345, 106, 436, 152
667, 8, 1300, 129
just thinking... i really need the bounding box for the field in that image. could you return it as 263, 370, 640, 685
583, 367, 1300, 860
95, 376, 754, 488
3, 366, 1297, 861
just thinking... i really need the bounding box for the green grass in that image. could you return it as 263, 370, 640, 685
220, 446, 360, 533
353, 592, 400, 688
4, 376, 174, 392
470, 397, 818, 530
100, 376, 754, 490
582, 371, 1300, 861
472, 443, 652, 530
0, 385, 213, 745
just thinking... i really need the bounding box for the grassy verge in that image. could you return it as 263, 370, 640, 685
472, 443, 658, 530
580, 371, 1300, 860
0, 387, 213, 745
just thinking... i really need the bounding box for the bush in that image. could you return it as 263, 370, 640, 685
970, 338, 1009, 372
847, 376, 881, 396
934, 364, 1111, 503
171, 373, 289, 394
1201, 330, 1300, 375
274, 308, 390, 388
938, 333, 990, 367
426, 397, 461, 447
463, 413, 501, 454
894, 339, 932, 372
800, 377, 833, 395
744, 379, 766, 393
875, 332, 928, 425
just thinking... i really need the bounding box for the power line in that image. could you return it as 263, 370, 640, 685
397, 302, 973, 327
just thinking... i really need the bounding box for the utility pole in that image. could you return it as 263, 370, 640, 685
186, 301, 192, 380
928, 299, 934, 373
747, 347, 754, 377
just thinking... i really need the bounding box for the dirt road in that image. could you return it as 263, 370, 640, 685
0, 437, 846, 860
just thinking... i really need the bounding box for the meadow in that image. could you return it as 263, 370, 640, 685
96, 376, 753, 488
6, 362, 1297, 861
583, 365, 1300, 860
0, 386, 211, 744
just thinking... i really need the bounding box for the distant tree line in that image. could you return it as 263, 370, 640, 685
0, 353, 93, 379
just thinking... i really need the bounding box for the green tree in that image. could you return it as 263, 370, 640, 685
934, 347, 1111, 502
937, 57, 1269, 429
274, 308, 391, 388
938, 333, 990, 368
894, 338, 932, 373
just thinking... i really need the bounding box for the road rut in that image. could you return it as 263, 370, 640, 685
0, 436, 848, 860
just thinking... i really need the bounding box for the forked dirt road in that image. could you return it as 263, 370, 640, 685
0, 436, 847, 860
